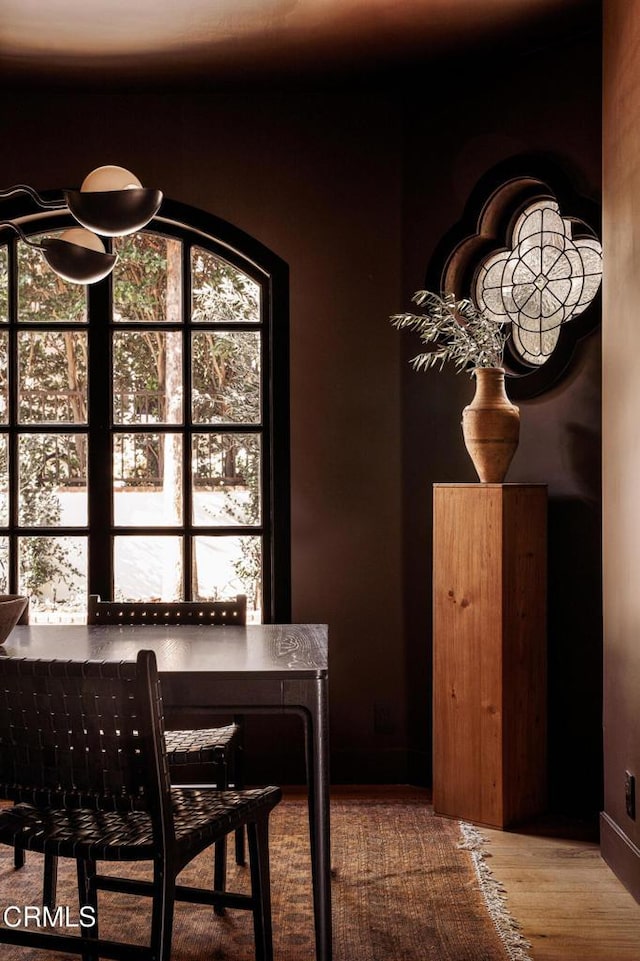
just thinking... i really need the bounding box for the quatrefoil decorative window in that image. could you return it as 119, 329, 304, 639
432, 162, 603, 398
474, 198, 602, 369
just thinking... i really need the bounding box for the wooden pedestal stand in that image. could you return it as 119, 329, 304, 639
433, 483, 547, 828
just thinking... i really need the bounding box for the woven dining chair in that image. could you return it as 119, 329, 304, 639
0, 650, 281, 961
84, 595, 247, 900
34, 594, 249, 914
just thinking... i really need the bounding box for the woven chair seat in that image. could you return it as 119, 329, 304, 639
165, 723, 239, 766
0, 786, 279, 863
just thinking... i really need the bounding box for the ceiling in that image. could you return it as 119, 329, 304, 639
0, 0, 599, 85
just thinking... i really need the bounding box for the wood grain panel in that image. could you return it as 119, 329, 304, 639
433, 484, 546, 827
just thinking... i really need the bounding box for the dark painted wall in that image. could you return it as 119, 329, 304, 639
0, 14, 602, 805
0, 84, 406, 784
399, 31, 603, 815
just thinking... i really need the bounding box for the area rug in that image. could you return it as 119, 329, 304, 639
0, 799, 531, 960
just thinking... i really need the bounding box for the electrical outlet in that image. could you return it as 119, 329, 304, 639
625, 771, 636, 820
373, 702, 396, 736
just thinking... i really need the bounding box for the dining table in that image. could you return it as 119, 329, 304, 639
5, 621, 332, 961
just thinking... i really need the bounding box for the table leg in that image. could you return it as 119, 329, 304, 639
287, 679, 332, 961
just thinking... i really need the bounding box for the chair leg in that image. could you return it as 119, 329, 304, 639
213, 837, 227, 916
212, 755, 229, 915
13, 846, 24, 870
77, 858, 98, 961
150, 858, 176, 961
43, 853, 59, 909
233, 715, 247, 867
235, 826, 246, 867
247, 814, 274, 961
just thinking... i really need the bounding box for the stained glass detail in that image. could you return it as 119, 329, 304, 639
475, 200, 602, 367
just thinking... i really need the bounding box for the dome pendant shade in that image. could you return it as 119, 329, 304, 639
40, 237, 117, 284
64, 187, 163, 237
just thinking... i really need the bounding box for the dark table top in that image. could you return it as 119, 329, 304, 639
4, 624, 328, 679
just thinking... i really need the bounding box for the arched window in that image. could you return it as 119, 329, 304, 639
0, 198, 290, 624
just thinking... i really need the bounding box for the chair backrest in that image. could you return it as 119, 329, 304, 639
87, 594, 247, 626
0, 651, 170, 821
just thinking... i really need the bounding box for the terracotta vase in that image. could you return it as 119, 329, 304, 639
461, 367, 520, 483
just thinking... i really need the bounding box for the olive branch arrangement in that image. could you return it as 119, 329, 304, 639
390, 290, 509, 373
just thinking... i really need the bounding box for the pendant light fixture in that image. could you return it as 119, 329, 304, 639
0, 166, 163, 284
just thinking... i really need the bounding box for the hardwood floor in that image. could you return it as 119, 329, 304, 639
480, 821, 640, 961
320, 787, 640, 960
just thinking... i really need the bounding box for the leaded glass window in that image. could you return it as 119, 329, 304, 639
475, 199, 602, 368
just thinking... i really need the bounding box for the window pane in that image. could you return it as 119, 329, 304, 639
193, 535, 262, 622
0, 246, 7, 323
19, 535, 87, 623
113, 330, 183, 424
113, 433, 183, 526
114, 536, 183, 601
193, 433, 261, 525
0, 332, 7, 422
0, 537, 7, 592
0, 434, 7, 526
18, 330, 87, 424
192, 331, 260, 424
192, 247, 260, 324
19, 434, 87, 527
18, 234, 87, 323
113, 233, 182, 324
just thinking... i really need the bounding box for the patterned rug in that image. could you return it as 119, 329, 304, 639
0, 799, 531, 960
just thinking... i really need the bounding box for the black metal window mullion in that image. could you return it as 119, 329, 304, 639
257, 276, 272, 621
7, 237, 19, 594
267, 263, 290, 622
182, 239, 193, 600
87, 266, 113, 600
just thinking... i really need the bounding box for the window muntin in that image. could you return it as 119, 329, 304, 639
0, 207, 285, 625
